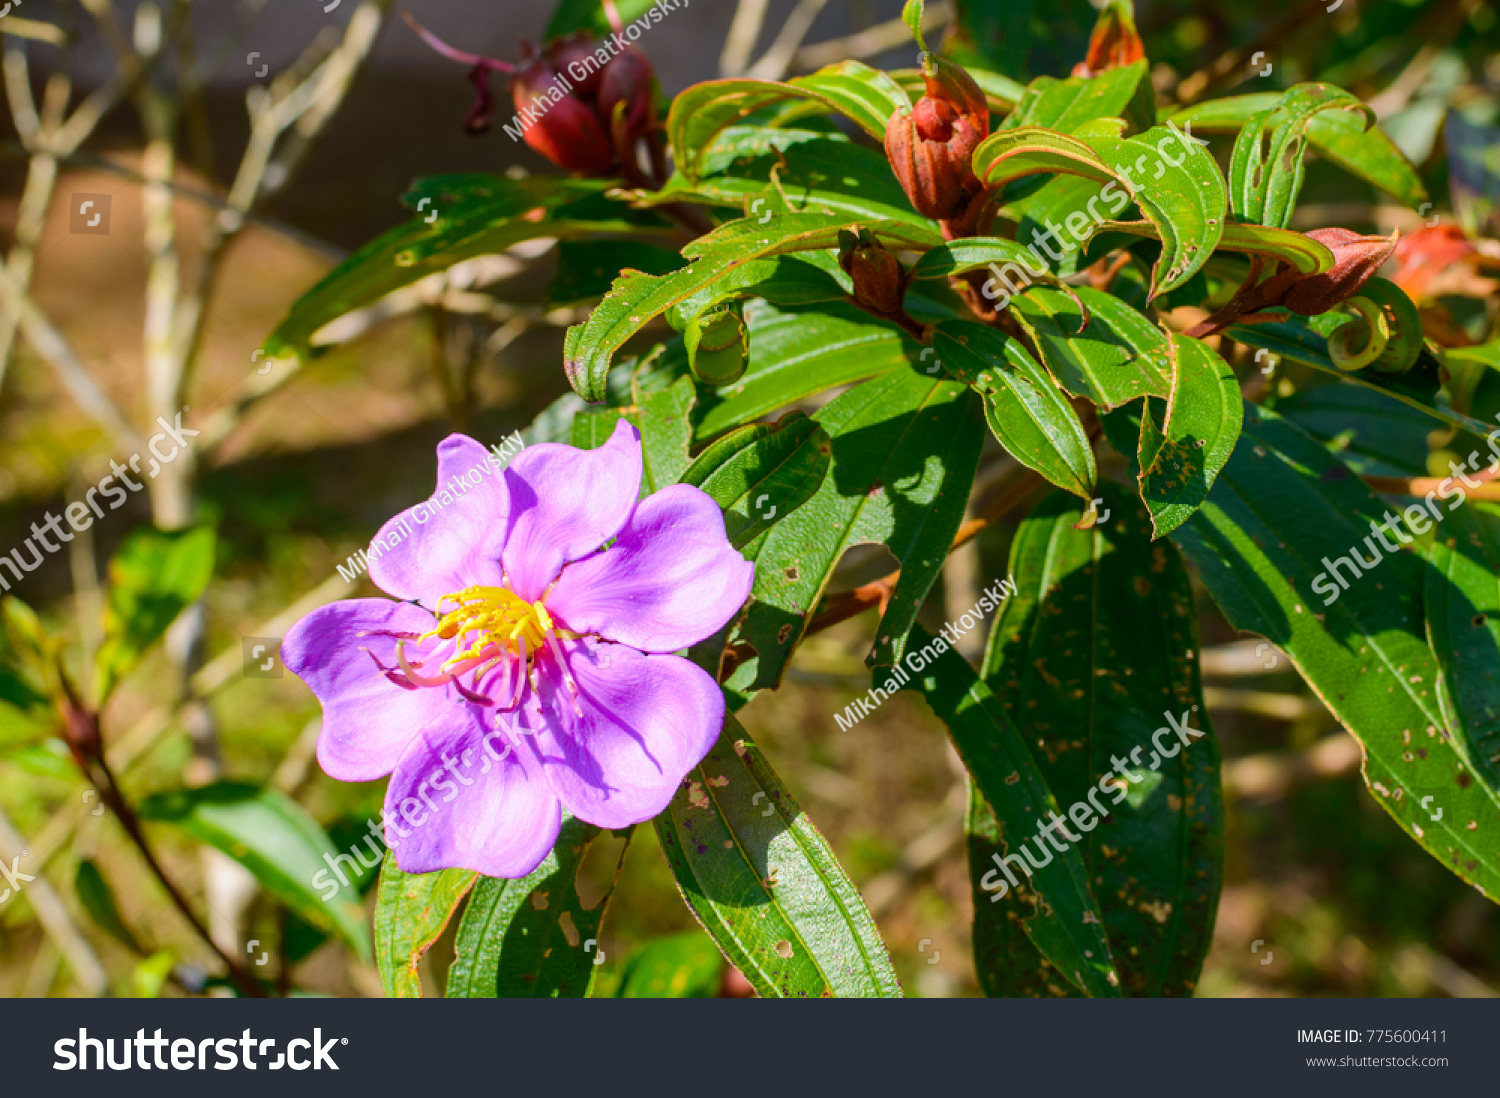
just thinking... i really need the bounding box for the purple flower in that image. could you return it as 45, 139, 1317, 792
284, 422, 754, 878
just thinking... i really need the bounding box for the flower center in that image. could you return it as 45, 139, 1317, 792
421, 586, 555, 668
358, 585, 586, 718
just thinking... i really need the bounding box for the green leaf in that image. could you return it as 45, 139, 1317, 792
447, 817, 631, 998
264, 176, 640, 362
1168, 405, 1500, 898
1228, 84, 1374, 229
1167, 95, 1427, 209
680, 411, 831, 550
722, 369, 983, 696
139, 781, 372, 962
1275, 383, 1435, 478
654, 710, 901, 998
643, 135, 933, 231
547, 240, 687, 308
545, 0, 661, 39
613, 929, 724, 997
977, 484, 1223, 995
373, 858, 477, 998
694, 301, 919, 439
1091, 218, 1334, 275
906, 236, 1056, 284
132, 949, 176, 998
973, 123, 1227, 296
635, 374, 696, 493
1229, 319, 1494, 440
75, 859, 141, 953
564, 212, 941, 402
94, 525, 215, 703
1001, 62, 1155, 136
1426, 503, 1500, 792
668, 63, 911, 181
1010, 285, 1169, 409
904, 625, 1119, 996
1135, 333, 1244, 538
932, 320, 1096, 501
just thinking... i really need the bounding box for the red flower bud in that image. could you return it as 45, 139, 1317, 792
512, 55, 615, 175
838, 230, 907, 315
548, 34, 606, 98
1072, 0, 1145, 77
1282, 228, 1401, 316
884, 56, 989, 222
597, 45, 658, 161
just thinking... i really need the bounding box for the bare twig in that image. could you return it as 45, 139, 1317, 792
720, 0, 770, 78
0, 803, 107, 995
793, 0, 953, 72
745, 0, 835, 82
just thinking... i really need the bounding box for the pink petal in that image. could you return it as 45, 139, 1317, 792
383, 715, 561, 879
284, 600, 457, 783
521, 640, 723, 829
500, 419, 642, 602
368, 434, 509, 601
547, 484, 754, 653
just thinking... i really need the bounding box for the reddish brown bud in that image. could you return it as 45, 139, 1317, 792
598, 45, 658, 160
885, 53, 989, 222
512, 56, 615, 175
838, 230, 907, 315
1282, 228, 1401, 316
548, 34, 606, 97
1072, 0, 1145, 77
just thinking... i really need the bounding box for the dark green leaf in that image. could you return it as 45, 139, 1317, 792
933, 320, 1096, 501
1167, 95, 1427, 209
722, 369, 982, 695
564, 212, 940, 402
1135, 333, 1244, 538
904, 625, 1119, 996
1010, 285, 1169, 409
264, 176, 642, 361
1228, 84, 1374, 229
373, 858, 477, 998
547, 240, 687, 308
693, 301, 919, 439
447, 817, 631, 998
1427, 503, 1500, 792
668, 64, 911, 181
977, 484, 1223, 995
680, 411, 831, 549
654, 711, 901, 998
613, 929, 724, 997
75, 859, 141, 953
94, 526, 214, 702
1000, 62, 1155, 136
1169, 405, 1500, 897
545, 0, 661, 39
139, 782, 371, 962
973, 123, 1227, 296
1229, 319, 1493, 439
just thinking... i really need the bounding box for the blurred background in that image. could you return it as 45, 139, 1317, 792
1, 0, 1498, 998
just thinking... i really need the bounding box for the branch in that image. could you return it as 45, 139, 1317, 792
719, 0, 770, 77
745, 0, 835, 82
793, 0, 954, 72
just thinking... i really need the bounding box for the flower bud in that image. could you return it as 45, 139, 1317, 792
884, 50, 989, 222
597, 45, 658, 162
1072, 0, 1145, 77
1282, 228, 1401, 316
512, 55, 615, 175
838, 229, 907, 315
548, 34, 605, 98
